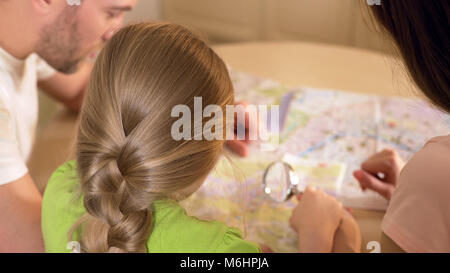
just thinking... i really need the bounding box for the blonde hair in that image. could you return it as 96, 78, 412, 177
71, 22, 234, 252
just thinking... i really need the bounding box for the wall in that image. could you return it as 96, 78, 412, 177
125, 0, 162, 23
162, 0, 388, 52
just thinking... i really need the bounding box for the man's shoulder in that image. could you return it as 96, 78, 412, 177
0, 66, 16, 112
0, 77, 26, 186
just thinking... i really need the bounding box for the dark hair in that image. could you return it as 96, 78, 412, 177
368, 0, 449, 112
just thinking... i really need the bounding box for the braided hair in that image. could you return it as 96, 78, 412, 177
71, 23, 234, 252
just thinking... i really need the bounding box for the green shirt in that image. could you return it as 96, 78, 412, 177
42, 161, 261, 253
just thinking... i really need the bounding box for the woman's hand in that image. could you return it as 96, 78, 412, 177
353, 149, 405, 200
259, 243, 273, 253
289, 186, 343, 252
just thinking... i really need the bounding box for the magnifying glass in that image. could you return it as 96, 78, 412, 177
262, 161, 307, 202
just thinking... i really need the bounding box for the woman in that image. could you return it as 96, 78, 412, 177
292, 0, 449, 253
352, 0, 450, 252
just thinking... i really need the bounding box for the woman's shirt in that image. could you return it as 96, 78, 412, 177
382, 135, 450, 252
42, 161, 261, 253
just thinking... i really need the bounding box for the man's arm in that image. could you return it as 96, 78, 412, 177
38, 62, 92, 112
0, 174, 44, 252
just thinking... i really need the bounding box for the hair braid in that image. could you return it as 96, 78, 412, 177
78, 129, 154, 252
71, 22, 234, 253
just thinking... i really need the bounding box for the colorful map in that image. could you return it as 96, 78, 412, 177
180, 70, 450, 252
180, 149, 346, 253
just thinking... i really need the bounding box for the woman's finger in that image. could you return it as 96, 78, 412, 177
353, 170, 393, 199
361, 156, 395, 179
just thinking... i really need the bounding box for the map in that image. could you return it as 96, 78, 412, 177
180, 70, 450, 252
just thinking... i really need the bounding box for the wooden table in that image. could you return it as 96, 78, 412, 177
29, 41, 419, 253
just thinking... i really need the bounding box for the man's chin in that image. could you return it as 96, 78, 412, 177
57, 60, 82, 75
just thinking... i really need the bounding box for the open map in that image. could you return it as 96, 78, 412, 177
180, 70, 450, 252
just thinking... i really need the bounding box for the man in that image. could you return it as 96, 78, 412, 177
0, 0, 138, 252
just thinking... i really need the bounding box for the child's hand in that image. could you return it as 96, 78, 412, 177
289, 186, 344, 252
259, 243, 273, 253
353, 149, 405, 200
332, 210, 361, 253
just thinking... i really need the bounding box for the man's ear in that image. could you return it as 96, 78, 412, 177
30, 0, 58, 16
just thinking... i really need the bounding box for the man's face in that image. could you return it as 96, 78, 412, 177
36, 0, 138, 74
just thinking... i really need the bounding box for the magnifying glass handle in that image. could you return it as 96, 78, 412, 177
290, 186, 302, 196
324, 189, 338, 197
290, 186, 337, 199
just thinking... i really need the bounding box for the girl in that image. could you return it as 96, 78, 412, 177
42, 22, 358, 253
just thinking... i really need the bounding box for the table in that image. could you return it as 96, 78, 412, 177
29, 41, 419, 253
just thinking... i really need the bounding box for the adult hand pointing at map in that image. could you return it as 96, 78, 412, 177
225, 101, 260, 157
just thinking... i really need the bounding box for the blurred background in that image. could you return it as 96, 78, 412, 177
39, 0, 388, 126
125, 0, 386, 52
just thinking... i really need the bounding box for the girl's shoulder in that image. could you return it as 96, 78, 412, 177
43, 160, 82, 209
42, 160, 85, 253
42, 161, 261, 253
149, 199, 261, 253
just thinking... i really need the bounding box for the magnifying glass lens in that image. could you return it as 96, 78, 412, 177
264, 162, 291, 202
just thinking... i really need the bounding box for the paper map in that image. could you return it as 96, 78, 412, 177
180, 70, 450, 252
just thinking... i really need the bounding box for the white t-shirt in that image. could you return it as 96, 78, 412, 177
0, 47, 56, 185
